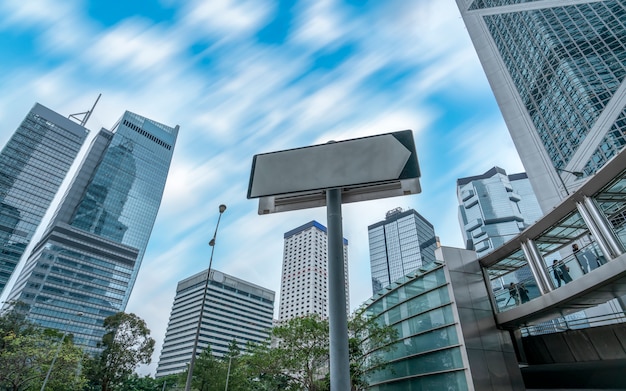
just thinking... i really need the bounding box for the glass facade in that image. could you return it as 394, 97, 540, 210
4, 111, 178, 352
362, 264, 470, 391
457, 167, 543, 258
470, 0, 541, 10
457, 0, 626, 211
483, 163, 626, 318
369, 208, 437, 295
584, 107, 626, 175
483, 1, 626, 173
0, 104, 88, 294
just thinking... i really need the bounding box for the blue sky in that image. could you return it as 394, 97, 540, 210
0, 0, 524, 375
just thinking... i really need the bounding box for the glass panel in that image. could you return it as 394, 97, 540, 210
367, 347, 465, 384
593, 168, 626, 251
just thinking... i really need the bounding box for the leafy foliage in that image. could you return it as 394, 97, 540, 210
0, 302, 86, 391
347, 309, 398, 390
238, 312, 395, 391
246, 315, 329, 391
116, 373, 176, 391
88, 312, 155, 391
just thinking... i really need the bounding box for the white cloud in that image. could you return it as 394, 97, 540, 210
179, 0, 272, 39
85, 19, 184, 75
292, 0, 350, 49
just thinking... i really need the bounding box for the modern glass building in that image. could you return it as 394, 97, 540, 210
457, 167, 543, 258
368, 208, 437, 295
4, 111, 178, 352
156, 269, 275, 377
362, 262, 471, 390
0, 103, 89, 294
362, 247, 525, 391
279, 220, 348, 322
456, 0, 626, 211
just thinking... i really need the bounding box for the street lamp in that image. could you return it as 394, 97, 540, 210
555, 168, 584, 196
41, 312, 83, 391
185, 204, 227, 391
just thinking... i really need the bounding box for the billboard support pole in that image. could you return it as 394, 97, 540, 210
326, 188, 350, 390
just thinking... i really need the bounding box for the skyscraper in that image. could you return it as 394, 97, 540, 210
368, 208, 437, 295
456, 1, 626, 211
278, 221, 348, 322
4, 111, 178, 352
457, 167, 543, 257
156, 269, 275, 377
0, 104, 89, 295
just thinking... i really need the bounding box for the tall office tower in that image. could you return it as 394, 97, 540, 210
456, 1, 626, 211
4, 111, 178, 352
457, 167, 543, 258
369, 208, 437, 295
156, 269, 275, 377
278, 221, 349, 322
0, 103, 89, 294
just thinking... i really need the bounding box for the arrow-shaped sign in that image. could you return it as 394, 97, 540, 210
248, 130, 420, 199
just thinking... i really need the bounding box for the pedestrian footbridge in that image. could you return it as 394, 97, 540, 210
479, 150, 626, 330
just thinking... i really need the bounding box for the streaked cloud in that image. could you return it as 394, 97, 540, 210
0, 0, 523, 376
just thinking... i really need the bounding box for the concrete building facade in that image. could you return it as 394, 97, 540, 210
156, 269, 275, 377
457, 167, 543, 258
278, 220, 348, 322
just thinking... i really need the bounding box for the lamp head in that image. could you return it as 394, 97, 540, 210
572, 171, 584, 178
219, 204, 227, 213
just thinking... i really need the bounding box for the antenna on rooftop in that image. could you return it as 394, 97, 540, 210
69, 93, 101, 127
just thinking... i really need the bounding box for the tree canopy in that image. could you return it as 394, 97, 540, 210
0, 303, 86, 391
87, 312, 155, 391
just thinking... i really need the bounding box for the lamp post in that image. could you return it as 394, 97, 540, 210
185, 204, 227, 391
41, 312, 83, 391
555, 168, 584, 196
224, 355, 232, 391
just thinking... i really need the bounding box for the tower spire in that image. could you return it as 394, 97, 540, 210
68, 93, 101, 126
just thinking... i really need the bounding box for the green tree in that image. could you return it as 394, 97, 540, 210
0, 303, 86, 391
40, 331, 88, 391
242, 312, 396, 391
89, 373, 179, 391
88, 312, 155, 391
347, 309, 398, 391
186, 346, 228, 391
221, 340, 250, 391
0, 331, 52, 391
246, 315, 329, 391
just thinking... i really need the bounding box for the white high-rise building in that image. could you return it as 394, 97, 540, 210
156, 269, 275, 377
278, 221, 348, 322
456, 0, 626, 211
457, 167, 543, 258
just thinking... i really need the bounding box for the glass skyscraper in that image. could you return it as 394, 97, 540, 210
0, 103, 89, 294
4, 111, 178, 352
456, 0, 626, 211
368, 208, 437, 295
457, 167, 543, 257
